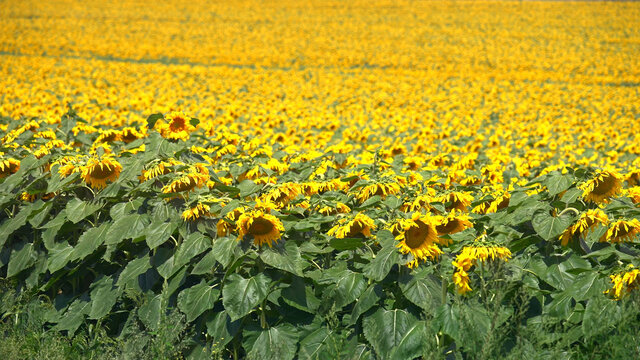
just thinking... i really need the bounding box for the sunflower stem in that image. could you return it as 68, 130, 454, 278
559, 207, 580, 217
441, 277, 448, 305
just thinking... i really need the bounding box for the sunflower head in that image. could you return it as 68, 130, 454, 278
395, 213, 443, 268
600, 219, 640, 243
0, 158, 20, 179
328, 213, 376, 239
80, 155, 122, 189
159, 112, 196, 141
435, 211, 473, 236
580, 169, 623, 204
182, 203, 211, 221
237, 210, 285, 247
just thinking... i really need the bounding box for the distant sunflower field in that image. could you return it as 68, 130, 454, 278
1, 0, 640, 359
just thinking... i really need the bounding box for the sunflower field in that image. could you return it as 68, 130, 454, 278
2, 0, 640, 359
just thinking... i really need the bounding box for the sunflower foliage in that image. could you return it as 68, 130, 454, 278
2, 108, 640, 359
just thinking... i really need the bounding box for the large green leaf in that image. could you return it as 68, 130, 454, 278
116, 254, 152, 288
281, 276, 321, 314
260, 241, 304, 276
399, 271, 442, 310
47, 243, 74, 273
205, 311, 242, 347
0, 203, 35, 248
350, 284, 383, 325
566, 272, 605, 301
211, 236, 240, 267
177, 281, 220, 322
363, 308, 425, 360
532, 212, 573, 240
145, 220, 178, 249
582, 296, 619, 337
174, 232, 210, 268
7, 242, 36, 277
298, 327, 341, 360
65, 198, 102, 224
245, 324, 299, 360
222, 273, 270, 321
54, 297, 91, 335
89, 276, 120, 319
325, 270, 367, 309
363, 245, 401, 281
105, 214, 150, 245
139, 293, 163, 331
329, 237, 363, 250
191, 251, 218, 275
71, 223, 110, 261
544, 173, 574, 196
432, 304, 461, 342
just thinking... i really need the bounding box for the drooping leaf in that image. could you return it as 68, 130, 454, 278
145, 220, 178, 249
363, 308, 425, 360
260, 241, 304, 276
532, 211, 573, 240
71, 223, 110, 261
205, 311, 242, 347
178, 281, 220, 322
7, 242, 36, 277
222, 273, 270, 321
245, 324, 299, 360
89, 276, 120, 319
116, 254, 152, 288
363, 244, 401, 281
65, 198, 102, 224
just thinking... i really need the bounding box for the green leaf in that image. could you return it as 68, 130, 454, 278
145, 220, 178, 249
532, 212, 573, 240
189, 117, 200, 127
260, 241, 304, 276
71, 223, 110, 261
358, 195, 381, 209
399, 271, 442, 310
298, 327, 341, 360
238, 180, 261, 197
7, 242, 36, 277
246, 324, 299, 360
545, 174, 574, 196
281, 277, 321, 313
139, 294, 163, 331
546, 291, 573, 319
146, 113, 164, 129
325, 270, 367, 309
363, 244, 401, 281
116, 254, 151, 288
65, 198, 102, 224
350, 284, 383, 325
0, 204, 34, 248
567, 272, 605, 302
192, 251, 218, 275
47, 243, 74, 273
105, 214, 149, 245
212, 236, 240, 267
205, 311, 242, 347
55, 297, 91, 335
89, 276, 120, 319
433, 304, 461, 342
329, 237, 363, 251
174, 232, 210, 268
363, 308, 424, 360
178, 281, 220, 322
222, 273, 270, 321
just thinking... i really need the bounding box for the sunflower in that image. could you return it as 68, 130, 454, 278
395, 213, 443, 268
605, 266, 640, 300
452, 244, 511, 294
121, 127, 146, 143
579, 169, 623, 204
159, 111, 196, 141
328, 213, 376, 239
599, 219, 640, 243
237, 210, 285, 247
435, 210, 473, 236
0, 158, 20, 178
162, 171, 208, 195
318, 202, 351, 216
623, 187, 640, 204
559, 209, 609, 246
262, 182, 302, 206
356, 181, 401, 203
80, 155, 123, 189
437, 191, 474, 212
182, 203, 211, 221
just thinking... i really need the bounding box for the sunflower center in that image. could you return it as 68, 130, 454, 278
592, 175, 617, 195
436, 220, 460, 234
347, 222, 365, 237
169, 118, 187, 132
405, 222, 431, 249
248, 217, 275, 236
88, 164, 115, 179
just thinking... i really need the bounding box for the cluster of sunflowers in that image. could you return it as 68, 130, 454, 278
0, 0, 640, 318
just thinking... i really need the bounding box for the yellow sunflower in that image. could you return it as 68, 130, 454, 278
436, 191, 474, 212
395, 213, 443, 268
435, 211, 473, 236
182, 203, 212, 221
237, 210, 285, 247
605, 265, 640, 300
559, 209, 608, 246
0, 158, 20, 178
599, 219, 640, 243
452, 244, 511, 294
579, 169, 623, 204
356, 182, 401, 203
80, 155, 123, 189
159, 111, 196, 141
327, 213, 376, 239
